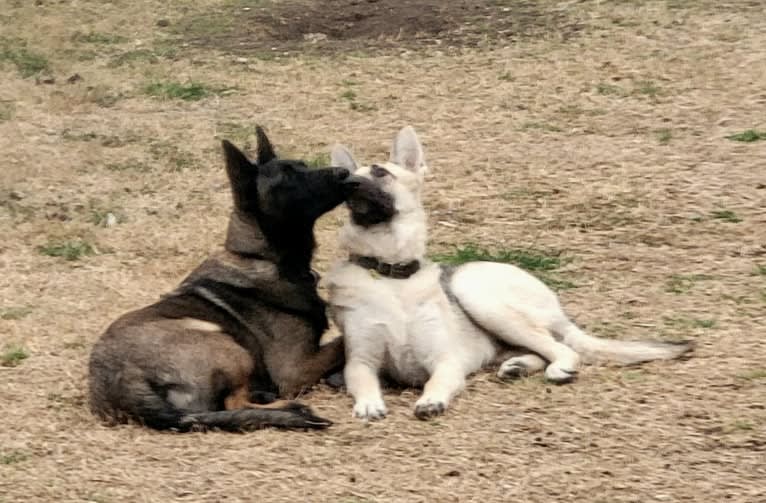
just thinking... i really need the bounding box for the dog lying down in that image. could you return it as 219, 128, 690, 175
324, 126, 693, 421
89, 127, 362, 431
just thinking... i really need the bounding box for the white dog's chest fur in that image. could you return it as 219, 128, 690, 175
326, 261, 499, 386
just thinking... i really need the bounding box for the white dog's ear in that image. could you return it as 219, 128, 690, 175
390, 126, 425, 173
330, 144, 358, 172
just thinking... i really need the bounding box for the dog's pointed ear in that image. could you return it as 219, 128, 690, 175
331, 144, 358, 172
222, 139, 253, 176
222, 140, 255, 208
390, 126, 425, 173
255, 125, 277, 165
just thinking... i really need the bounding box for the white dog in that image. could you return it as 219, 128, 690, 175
325, 126, 692, 420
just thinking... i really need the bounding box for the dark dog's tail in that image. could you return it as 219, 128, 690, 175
177, 403, 333, 432
91, 364, 332, 432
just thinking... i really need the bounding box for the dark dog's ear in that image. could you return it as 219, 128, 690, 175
255, 126, 277, 165
222, 139, 256, 209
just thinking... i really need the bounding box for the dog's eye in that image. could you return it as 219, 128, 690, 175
370, 165, 390, 178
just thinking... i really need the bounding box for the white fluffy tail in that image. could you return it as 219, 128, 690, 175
554, 320, 693, 366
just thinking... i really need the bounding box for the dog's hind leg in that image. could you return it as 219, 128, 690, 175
449, 263, 580, 383
483, 314, 579, 383
454, 299, 580, 383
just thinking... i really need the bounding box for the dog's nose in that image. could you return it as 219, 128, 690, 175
333, 167, 350, 180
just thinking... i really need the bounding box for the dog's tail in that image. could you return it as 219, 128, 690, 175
554, 319, 694, 366
177, 403, 333, 432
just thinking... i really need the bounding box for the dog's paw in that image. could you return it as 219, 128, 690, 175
324, 371, 345, 390
352, 397, 387, 421
544, 364, 578, 384
497, 360, 530, 380
414, 398, 446, 420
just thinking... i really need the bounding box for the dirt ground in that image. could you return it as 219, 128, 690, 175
1, 0, 765, 501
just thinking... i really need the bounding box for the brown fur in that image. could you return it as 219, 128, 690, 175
88, 130, 357, 431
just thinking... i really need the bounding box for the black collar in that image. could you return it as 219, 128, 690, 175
349, 254, 420, 279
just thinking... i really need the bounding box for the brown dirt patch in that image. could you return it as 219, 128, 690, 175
179, 0, 579, 55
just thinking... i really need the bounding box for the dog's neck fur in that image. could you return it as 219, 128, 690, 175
225, 212, 277, 260
340, 197, 428, 264
225, 211, 316, 283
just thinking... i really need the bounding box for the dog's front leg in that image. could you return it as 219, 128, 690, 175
273, 336, 345, 397
414, 359, 465, 420
345, 359, 387, 420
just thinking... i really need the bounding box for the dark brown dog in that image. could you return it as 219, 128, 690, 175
88, 127, 358, 431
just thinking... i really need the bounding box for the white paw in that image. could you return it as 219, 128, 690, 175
352, 397, 387, 421
544, 363, 578, 384
414, 397, 446, 420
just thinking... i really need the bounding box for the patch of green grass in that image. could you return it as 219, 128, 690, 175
521, 121, 562, 133
501, 188, 557, 200
555, 104, 606, 118
37, 239, 96, 261
736, 369, 766, 381
149, 140, 200, 171
144, 81, 232, 101
0, 450, 27, 465
498, 71, 514, 81
338, 87, 377, 112
105, 160, 151, 173
663, 316, 716, 329
726, 129, 766, 143
431, 244, 576, 290
109, 49, 159, 67
710, 209, 741, 223
694, 318, 716, 328
0, 38, 50, 77
754, 264, 766, 276
61, 130, 137, 147
432, 244, 564, 271
0, 306, 32, 320
730, 420, 754, 431
90, 208, 123, 227
665, 274, 714, 294
621, 370, 646, 381
1, 344, 29, 367
0, 101, 13, 121
634, 80, 660, 98
71, 31, 128, 45
596, 83, 623, 96
305, 152, 331, 169
657, 128, 672, 144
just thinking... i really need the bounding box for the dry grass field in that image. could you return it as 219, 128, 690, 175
1, 1, 765, 501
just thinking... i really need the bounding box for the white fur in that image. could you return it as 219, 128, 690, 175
325, 126, 691, 421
